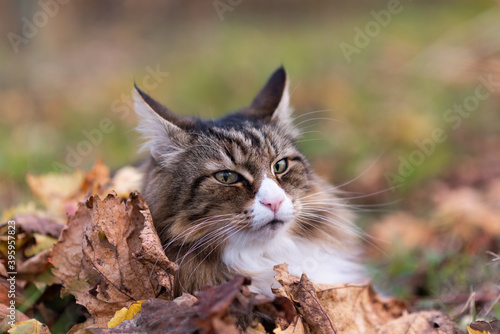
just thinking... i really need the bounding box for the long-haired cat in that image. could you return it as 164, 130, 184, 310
134, 67, 365, 296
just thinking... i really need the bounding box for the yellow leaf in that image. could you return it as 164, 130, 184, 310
26, 171, 85, 215
1, 202, 37, 221
110, 166, 143, 198
467, 326, 489, 334
25, 234, 58, 257
107, 300, 146, 328
8, 319, 51, 334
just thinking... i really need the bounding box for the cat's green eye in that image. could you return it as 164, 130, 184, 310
273, 159, 288, 174
214, 171, 239, 184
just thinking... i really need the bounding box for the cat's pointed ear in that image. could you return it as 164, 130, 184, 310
133, 84, 194, 160
247, 66, 292, 122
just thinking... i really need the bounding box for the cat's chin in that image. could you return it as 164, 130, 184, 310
260, 219, 285, 231
249, 218, 290, 240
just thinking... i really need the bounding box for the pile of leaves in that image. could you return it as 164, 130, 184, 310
0, 160, 498, 333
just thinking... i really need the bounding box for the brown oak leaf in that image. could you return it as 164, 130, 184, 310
51, 191, 176, 331
273, 263, 411, 334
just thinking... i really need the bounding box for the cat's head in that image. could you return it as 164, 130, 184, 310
134, 68, 350, 260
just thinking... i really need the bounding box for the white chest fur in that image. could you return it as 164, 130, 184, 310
223, 228, 365, 296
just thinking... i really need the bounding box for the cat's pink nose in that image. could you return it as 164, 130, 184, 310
260, 197, 284, 213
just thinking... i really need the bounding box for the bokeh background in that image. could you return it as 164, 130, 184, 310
1, 0, 499, 330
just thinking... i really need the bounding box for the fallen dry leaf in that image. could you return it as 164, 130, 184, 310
1, 202, 37, 222
107, 300, 145, 328
273, 317, 306, 334
50, 197, 92, 297
7, 319, 51, 334
26, 170, 85, 216
467, 328, 489, 334
17, 249, 52, 280
107, 295, 199, 333
253, 295, 296, 332
78, 159, 111, 199
25, 234, 57, 257
378, 311, 456, 334
25, 159, 116, 218
107, 275, 289, 334
292, 274, 337, 334
469, 320, 500, 334
194, 276, 264, 333
110, 166, 143, 198
0, 217, 57, 288
273, 263, 455, 334
10, 214, 64, 238
317, 283, 407, 333
51, 191, 177, 331
0, 304, 30, 333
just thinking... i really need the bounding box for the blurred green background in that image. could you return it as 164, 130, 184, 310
1, 1, 500, 323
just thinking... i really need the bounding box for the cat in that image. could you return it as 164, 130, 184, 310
134, 67, 365, 297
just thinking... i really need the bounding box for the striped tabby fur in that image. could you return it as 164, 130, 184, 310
134, 67, 365, 296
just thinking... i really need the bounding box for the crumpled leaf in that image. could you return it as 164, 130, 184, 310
378, 311, 456, 333
0, 218, 57, 285
468, 320, 500, 334
107, 294, 198, 334
9, 214, 64, 238
49, 197, 92, 297
273, 263, 455, 334
194, 276, 269, 333
26, 170, 85, 215
108, 275, 289, 334
0, 304, 30, 333
467, 327, 489, 334
291, 274, 337, 333
25, 234, 57, 257
110, 166, 143, 198
107, 300, 145, 328
253, 294, 296, 331
51, 191, 177, 331
17, 249, 54, 281
7, 319, 51, 334
1, 202, 37, 222
317, 282, 407, 333
273, 317, 306, 334
25, 159, 113, 218
78, 158, 111, 198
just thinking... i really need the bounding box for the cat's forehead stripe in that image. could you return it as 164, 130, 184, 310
244, 127, 266, 148
210, 126, 270, 156
199, 123, 298, 180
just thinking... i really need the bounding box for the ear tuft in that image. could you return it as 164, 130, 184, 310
246, 67, 292, 123
133, 86, 192, 160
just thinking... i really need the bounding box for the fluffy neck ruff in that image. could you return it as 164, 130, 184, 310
223, 222, 365, 296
